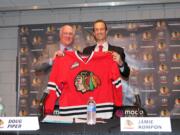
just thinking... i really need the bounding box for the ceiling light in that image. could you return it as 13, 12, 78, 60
32, 5, 39, 10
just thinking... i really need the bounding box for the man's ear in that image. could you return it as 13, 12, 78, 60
106, 30, 108, 35
92, 32, 96, 40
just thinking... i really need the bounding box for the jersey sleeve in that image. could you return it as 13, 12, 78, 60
44, 57, 62, 114
111, 61, 122, 88
110, 61, 123, 106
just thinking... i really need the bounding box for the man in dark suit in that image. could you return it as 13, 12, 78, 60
83, 19, 130, 80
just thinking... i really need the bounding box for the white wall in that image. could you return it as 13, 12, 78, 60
0, 3, 179, 116
0, 27, 17, 116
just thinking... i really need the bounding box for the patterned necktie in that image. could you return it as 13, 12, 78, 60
98, 45, 103, 52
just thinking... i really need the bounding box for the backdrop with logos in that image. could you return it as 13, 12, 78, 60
18, 19, 180, 118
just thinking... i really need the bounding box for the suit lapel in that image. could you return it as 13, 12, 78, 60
91, 45, 96, 51
108, 44, 114, 51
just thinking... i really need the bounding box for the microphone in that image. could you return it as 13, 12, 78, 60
39, 89, 49, 117
134, 94, 141, 107
133, 89, 141, 107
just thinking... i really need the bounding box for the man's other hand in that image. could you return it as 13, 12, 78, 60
112, 51, 123, 66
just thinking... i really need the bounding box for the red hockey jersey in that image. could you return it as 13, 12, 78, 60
44, 51, 122, 119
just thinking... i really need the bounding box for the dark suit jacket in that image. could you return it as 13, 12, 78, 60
83, 44, 130, 79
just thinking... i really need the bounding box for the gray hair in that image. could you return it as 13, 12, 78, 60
59, 25, 75, 36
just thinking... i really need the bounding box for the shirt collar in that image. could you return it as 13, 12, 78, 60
95, 41, 109, 52
59, 43, 73, 52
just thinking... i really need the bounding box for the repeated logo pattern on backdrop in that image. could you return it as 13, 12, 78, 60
18, 20, 180, 118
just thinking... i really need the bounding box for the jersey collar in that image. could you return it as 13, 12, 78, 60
75, 51, 94, 64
